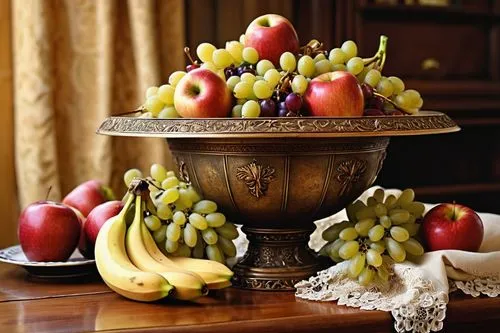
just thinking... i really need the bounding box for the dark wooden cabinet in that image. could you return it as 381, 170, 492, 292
347, 0, 500, 213
184, 0, 500, 213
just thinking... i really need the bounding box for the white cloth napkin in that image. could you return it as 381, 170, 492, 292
292, 186, 500, 333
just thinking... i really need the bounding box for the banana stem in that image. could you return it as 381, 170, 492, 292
118, 193, 136, 220
129, 179, 150, 197
121, 191, 131, 203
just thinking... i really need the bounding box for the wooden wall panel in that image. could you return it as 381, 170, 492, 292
216, 0, 244, 46
186, 0, 301, 50
0, 0, 18, 247
491, 25, 500, 81
309, 0, 335, 48
186, 0, 216, 48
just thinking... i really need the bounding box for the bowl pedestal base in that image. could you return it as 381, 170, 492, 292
231, 227, 327, 291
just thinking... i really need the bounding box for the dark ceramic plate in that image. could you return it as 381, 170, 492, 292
0, 245, 96, 278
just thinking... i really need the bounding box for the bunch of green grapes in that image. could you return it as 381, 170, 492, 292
324, 36, 423, 115
195, 39, 310, 118
319, 188, 425, 286
123, 164, 239, 265
139, 29, 423, 118
140, 71, 187, 119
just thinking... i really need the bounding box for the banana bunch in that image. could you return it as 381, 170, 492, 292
94, 179, 233, 302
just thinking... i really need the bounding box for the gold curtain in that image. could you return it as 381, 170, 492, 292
0, 0, 17, 248
5, 0, 185, 246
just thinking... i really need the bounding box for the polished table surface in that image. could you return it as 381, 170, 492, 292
1, 262, 500, 333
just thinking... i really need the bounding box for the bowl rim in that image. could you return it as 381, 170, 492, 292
96, 111, 460, 138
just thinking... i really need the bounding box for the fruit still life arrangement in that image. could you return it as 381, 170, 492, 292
137, 13, 423, 119
122, 164, 238, 264
12, 14, 471, 303
94, 178, 233, 302
17, 171, 484, 302
17, 163, 236, 302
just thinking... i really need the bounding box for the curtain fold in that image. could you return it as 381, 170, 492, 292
13, 0, 185, 211
94, 0, 116, 186
13, 0, 61, 206
0, 0, 17, 248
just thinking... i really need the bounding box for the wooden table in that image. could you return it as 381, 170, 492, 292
1, 262, 500, 332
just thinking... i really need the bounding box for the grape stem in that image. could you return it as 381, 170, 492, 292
373, 92, 412, 115
362, 55, 380, 67
300, 39, 325, 57
376, 35, 388, 71
145, 177, 163, 191
115, 108, 144, 116
183, 47, 199, 65
363, 35, 388, 71
276, 71, 293, 94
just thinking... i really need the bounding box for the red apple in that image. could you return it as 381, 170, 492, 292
63, 180, 114, 217
422, 203, 484, 252
18, 201, 81, 262
79, 200, 125, 259
304, 71, 364, 117
244, 14, 299, 66
174, 68, 232, 118
67, 206, 88, 259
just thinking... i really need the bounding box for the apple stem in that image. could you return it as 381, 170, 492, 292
45, 186, 52, 201
452, 201, 457, 221
183, 47, 198, 65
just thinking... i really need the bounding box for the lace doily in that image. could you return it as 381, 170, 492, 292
295, 259, 448, 333
450, 277, 500, 297
227, 225, 248, 268
231, 223, 500, 333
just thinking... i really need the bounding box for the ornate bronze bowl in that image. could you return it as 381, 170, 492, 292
98, 112, 459, 291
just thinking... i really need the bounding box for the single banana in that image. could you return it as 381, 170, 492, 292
168, 256, 233, 288
141, 220, 233, 290
126, 195, 208, 300
94, 194, 173, 302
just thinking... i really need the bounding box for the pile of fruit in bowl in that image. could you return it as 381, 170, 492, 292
11, 13, 465, 301
137, 13, 423, 119
93, 13, 459, 292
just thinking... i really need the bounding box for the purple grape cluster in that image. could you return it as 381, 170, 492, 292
273, 90, 307, 117
361, 83, 404, 116
224, 64, 256, 79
